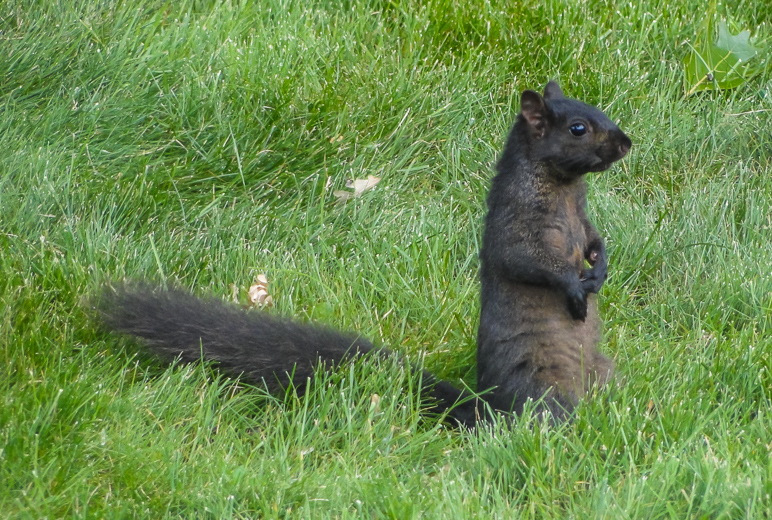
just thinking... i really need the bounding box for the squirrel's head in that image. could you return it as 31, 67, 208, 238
518, 81, 631, 178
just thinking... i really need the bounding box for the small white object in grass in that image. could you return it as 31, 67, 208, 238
248, 274, 273, 307
333, 175, 381, 203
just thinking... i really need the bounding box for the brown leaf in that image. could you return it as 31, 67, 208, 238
248, 274, 273, 308
333, 175, 381, 203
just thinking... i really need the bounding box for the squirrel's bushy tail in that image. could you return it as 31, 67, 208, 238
96, 284, 483, 427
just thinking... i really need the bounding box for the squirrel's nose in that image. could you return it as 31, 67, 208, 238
617, 134, 632, 158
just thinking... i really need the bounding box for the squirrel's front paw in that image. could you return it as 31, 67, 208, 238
567, 288, 588, 321
580, 248, 608, 294
580, 267, 607, 294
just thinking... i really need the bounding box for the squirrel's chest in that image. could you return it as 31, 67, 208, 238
541, 194, 586, 270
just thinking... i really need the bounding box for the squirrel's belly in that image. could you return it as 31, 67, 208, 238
477, 282, 606, 396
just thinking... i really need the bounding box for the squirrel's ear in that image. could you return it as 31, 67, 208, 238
543, 81, 565, 100
520, 90, 548, 138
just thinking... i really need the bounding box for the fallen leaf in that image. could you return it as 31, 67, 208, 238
684, 15, 760, 94
333, 175, 381, 203
248, 274, 273, 307
716, 21, 757, 62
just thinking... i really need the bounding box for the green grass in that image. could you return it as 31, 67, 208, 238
2, 0, 772, 517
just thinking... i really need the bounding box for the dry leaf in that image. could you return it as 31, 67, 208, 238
248, 274, 273, 307
333, 175, 381, 203
349, 175, 380, 195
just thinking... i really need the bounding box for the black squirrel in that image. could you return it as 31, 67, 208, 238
477, 81, 630, 419
97, 81, 630, 427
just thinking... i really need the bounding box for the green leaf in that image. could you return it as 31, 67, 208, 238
716, 21, 757, 62
683, 19, 760, 95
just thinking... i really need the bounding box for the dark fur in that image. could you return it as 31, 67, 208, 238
477, 81, 631, 418
98, 284, 484, 426
98, 82, 630, 426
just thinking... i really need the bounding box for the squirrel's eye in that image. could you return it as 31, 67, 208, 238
569, 123, 587, 136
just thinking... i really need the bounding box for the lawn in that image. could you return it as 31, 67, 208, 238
2, 0, 772, 517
